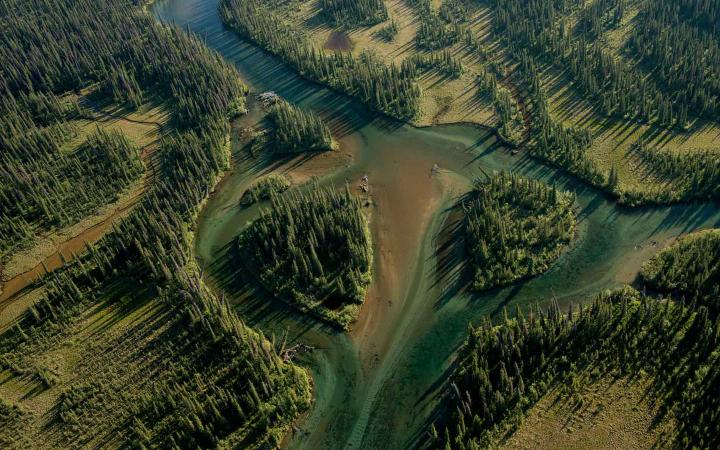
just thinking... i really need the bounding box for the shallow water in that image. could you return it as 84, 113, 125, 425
153, 0, 720, 448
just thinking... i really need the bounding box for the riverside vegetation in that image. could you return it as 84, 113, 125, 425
434, 285, 720, 449
641, 229, 720, 317
269, 101, 336, 153
0, 0, 311, 447
219, 0, 720, 205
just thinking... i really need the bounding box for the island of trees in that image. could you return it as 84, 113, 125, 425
269, 101, 337, 153
464, 173, 576, 291
237, 185, 372, 328
240, 174, 292, 206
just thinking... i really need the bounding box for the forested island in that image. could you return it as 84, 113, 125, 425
269, 101, 337, 153
641, 229, 720, 315
464, 173, 576, 291
237, 185, 372, 328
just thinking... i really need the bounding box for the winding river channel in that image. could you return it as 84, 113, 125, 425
153, 0, 720, 448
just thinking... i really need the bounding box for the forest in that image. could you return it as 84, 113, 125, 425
464, 173, 576, 291
435, 286, 720, 449
641, 230, 720, 317
269, 101, 336, 153
220, 0, 420, 119
0, 0, 311, 447
237, 185, 372, 328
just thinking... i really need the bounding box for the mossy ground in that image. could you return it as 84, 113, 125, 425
499, 375, 676, 449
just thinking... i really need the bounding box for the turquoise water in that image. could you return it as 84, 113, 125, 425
153, 0, 720, 447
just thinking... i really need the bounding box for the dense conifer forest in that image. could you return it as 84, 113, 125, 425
320, 0, 388, 27
220, 0, 420, 119
0, 0, 311, 446
464, 173, 576, 291
269, 101, 336, 152
641, 230, 720, 317
237, 185, 372, 328
435, 286, 720, 449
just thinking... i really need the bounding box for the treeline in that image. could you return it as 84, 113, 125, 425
0, 123, 144, 257
320, 0, 387, 27
240, 174, 291, 206
269, 101, 335, 152
629, 0, 720, 120
490, 0, 688, 127
625, 140, 720, 204
435, 287, 720, 449
238, 185, 371, 328
475, 67, 524, 146
0, 0, 310, 447
464, 173, 575, 291
516, 52, 605, 187
220, 0, 420, 119
641, 229, 720, 317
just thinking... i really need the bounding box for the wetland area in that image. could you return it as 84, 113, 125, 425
152, 0, 720, 448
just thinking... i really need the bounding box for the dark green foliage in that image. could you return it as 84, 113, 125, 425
407, 50, 463, 79
517, 53, 605, 187
641, 230, 720, 316
220, 0, 420, 119
0, 0, 247, 257
417, 15, 463, 51
0, 0, 245, 128
377, 19, 399, 41
101, 65, 144, 110
621, 140, 720, 204
464, 173, 575, 291
438, 287, 720, 449
475, 66, 524, 146
238, 185, 372, 327
320, 0, 388, 27
490, 0, 682, 126
576, 0, 626, 37
439, 0, 469, 24
629, 0, 720, 120
0, 126, 144, 257
240, 174, 292, 206
0, 0, 310, 447
269, 101, 335, 152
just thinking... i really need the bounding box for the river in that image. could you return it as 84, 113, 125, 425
152, 0, 720, 448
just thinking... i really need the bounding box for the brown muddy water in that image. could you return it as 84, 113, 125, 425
152, 0, 720, 448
